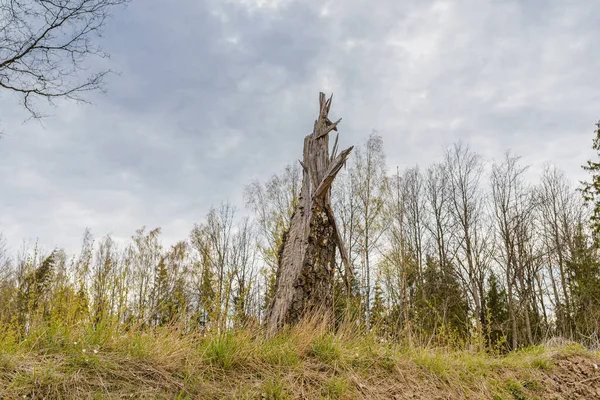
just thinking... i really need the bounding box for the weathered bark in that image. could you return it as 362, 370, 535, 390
266, 92, 353, 337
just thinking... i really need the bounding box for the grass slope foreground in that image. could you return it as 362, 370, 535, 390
0, 319, 599, 399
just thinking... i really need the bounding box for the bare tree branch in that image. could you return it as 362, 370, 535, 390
0, 0, 129, 119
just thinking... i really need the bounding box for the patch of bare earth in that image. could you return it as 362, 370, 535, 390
534, 354, 600, 400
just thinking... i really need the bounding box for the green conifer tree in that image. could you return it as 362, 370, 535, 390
582, 121, 600, 237
484, 272, 509, 351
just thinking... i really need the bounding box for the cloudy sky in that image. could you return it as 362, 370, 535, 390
1, 0, 599, 254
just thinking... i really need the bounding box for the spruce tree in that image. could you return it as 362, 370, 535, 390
582, 121, 600, 237
370, 281, 386, 330
484, 272, 509, 350
567, 222, 600, 338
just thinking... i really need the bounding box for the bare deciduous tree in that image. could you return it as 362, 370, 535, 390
0, 0, 129, 118
404, 167, 424, 301
424, 163, 453, 284
538, 165, 580, 337
245, 164, 301, 312
350, 132, 388, 329
445, 142, 487, 327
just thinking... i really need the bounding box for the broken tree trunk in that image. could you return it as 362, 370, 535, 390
266, 92, 353, 337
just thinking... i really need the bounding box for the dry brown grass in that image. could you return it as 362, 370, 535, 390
0, 318, 599, 399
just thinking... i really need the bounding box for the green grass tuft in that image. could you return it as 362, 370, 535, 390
263, 378, 290, 400
322, 376, 349, 399
262, 335, 300, 366
311, 334, 342, 364
505, 379, 526, 400
203, 332, 246, 370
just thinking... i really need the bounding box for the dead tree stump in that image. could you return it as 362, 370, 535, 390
266, 92, 353, 336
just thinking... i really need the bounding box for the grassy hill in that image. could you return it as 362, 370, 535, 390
1, 318, 598, 399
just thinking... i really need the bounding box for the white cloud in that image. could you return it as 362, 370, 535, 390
1, 0, 599, 254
